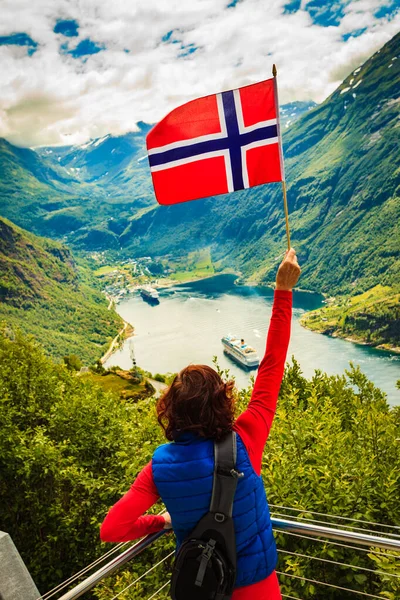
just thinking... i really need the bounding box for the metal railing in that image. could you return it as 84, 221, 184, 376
271, 517, 399, 551
53, 531, 166, 600
39, 515, 400, 600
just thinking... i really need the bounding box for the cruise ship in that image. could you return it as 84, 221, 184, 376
140, 285, 160, 303
221, 335, 260, 369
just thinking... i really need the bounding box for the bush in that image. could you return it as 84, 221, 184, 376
63, 354, 82, 371
153, 373, 166, 383
90, 359, 105, 374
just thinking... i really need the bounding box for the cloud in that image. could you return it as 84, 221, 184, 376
0, 32, 38, 56
0, 0, 398, 147
301, 0, 349, 27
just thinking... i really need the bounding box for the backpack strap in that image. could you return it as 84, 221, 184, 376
210, 431, 244, 520
175, 432, 240, 597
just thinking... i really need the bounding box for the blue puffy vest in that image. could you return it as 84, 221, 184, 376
152, 431, 277, 588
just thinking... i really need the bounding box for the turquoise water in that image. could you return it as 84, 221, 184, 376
105, 275, 400, 405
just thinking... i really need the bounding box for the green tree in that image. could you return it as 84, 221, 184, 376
63, 354, 82, 371
91, 358, 106, 374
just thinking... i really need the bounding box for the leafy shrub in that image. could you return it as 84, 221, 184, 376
63, 354, 82, 371
153, 373, 166, 383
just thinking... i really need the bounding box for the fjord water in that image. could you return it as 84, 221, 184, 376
105, 275, 400, 405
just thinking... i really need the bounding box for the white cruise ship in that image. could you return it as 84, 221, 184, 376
221, 335, 260, 369
140, 285, 160, 303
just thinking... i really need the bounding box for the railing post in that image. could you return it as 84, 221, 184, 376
0, 531, 40, 600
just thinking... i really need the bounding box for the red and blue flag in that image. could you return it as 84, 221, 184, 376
146, 78, 284, 205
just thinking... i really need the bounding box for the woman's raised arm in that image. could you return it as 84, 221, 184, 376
234, 249, 301, 474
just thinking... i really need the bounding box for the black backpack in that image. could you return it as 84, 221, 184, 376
170, 431, 244, 600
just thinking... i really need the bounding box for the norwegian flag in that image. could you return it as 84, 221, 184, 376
146, 78, 284, 205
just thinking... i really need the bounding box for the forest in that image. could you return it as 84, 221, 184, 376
1, 328, 399, 599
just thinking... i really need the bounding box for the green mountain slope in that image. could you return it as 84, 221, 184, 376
0, 217, 122, 363
120, 32, 400, 296
0, 125, 154, 248
0, 106, 315, 252
0, 138, 79, 232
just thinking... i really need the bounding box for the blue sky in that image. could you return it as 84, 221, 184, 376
0, 0, 398, 147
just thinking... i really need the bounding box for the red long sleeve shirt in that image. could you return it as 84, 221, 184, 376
101, 290, 292, 600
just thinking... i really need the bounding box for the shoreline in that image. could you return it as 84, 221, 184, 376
156, 270, 239, 289
101, 294, 135, 364
159, 272, 322, 297
100, 320, 135, 364
106, 268, 323, 303
300, 319, 400, 355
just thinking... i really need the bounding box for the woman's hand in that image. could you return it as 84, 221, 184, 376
163, 512, 173, 530
275, 248, 301, 291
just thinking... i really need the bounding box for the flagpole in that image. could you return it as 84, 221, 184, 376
272, 64, 291, 250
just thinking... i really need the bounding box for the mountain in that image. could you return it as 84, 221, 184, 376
0, 104, 314, 252
0, 217, 122, 363
36, 121, 152, 188
0, 34, 398, 297
279, 100, 316, 129
0, 138, 78, 231
119, 32, 400, 296
0, 123, 154, 250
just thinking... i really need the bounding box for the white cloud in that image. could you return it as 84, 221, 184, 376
0, 0, 398, 147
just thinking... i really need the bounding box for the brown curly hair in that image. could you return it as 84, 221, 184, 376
156, 365, 235, 441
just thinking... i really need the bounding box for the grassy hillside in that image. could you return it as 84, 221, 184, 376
0, 124, 155, 247
167, 248, 216, 282
300, 285, 400, 350
0, 217, 122, 363
80, 371, 155, 402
